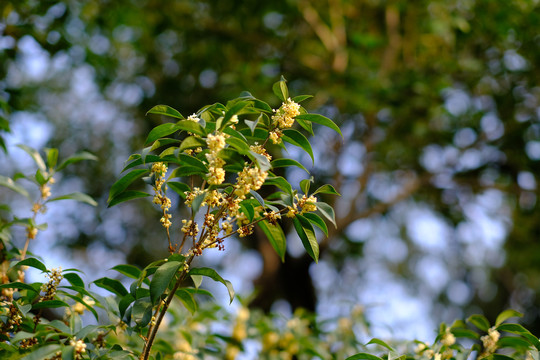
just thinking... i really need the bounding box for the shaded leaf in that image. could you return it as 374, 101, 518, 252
15, 258, 47, 272
150, 260, 183, 305
176, 120, 206, 136
108, 190, 150, 207
258, 220, 286, 262
93, 277, 128, 297
303, 212, 329, 236
292, 214, 319, 263
32, 300, 70, 310
63, 273, 85, 288
467, 314, 490, 331
175, 288, 197, 314
271, 158, 309, 174
282, 129, 314, 163
167, 181, 191, 199
179, 136, 207, 152
111, 264, 142, 280
345, 353, 384, 360
108, 169, 149, 203
316, 202, 337, 228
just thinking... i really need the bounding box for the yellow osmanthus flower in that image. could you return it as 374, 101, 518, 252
234, 166, 267, 199
205, 133, 228, 185
480, 327, 500, 357
41, 267, 63, 301
272, 98, 301, 129
250, 143, 272, 162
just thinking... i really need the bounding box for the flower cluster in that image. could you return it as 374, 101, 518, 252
233, 166, 268, 200
287, 194, 317, 218
269, 98, 301, 144
205, 132, 227, 185
151, 162, 172, 229
70, 338, 87, 359
40, 267, 63, 301
480, 327, 500, 357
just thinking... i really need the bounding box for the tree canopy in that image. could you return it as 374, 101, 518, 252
1, 0, 540, 337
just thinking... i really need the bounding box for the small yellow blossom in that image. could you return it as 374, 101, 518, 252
187, 114, 201, 122
441, 328, 456, 346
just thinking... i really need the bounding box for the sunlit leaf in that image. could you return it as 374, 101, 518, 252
17, 144, 46, 171
15, 258, 47, 272
303, 212, 328, 236
188, 267, 234, 303
146, 104, 184, 119
312, 184, 340, 196
345, 353, 384, 360
495, 309, 523, 326
0, 175, 30, 200
48, 192, 97, 206
56, 151, 98, 171
296, 113, 342, 137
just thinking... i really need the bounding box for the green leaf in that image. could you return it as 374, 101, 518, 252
191, 191, 207, 216
132, 297, 153, 327
271, 158, 309, 174
0, 281, 40, 293
258, 220, 287, 262
118, 293, 135, 319
264, 176, 293, 195
272, 75, 289, 102
191, 275, 203, 289
498, 336, 534, 350
146, 104, 184, 120
35, 169, 47, 186
219, 101, 250, 131
150, 260, 183, 305
312, 184, 341, 196
45, 148, 58, 169
144, 123, 179, 146
366, 338, 395, 352
188, 267, 234, 303
345, 353, 384, 360
60, 292, 99, 321
176, 120, 206, 136
63, 273, 85, 288
20, 344, 62, 360
170, 166, 205, 178
179, 136, 207, 152
32, 299, 70, 310
111, 264, 142, 280
0, 175, 30, 200
300, 178, 313, 195
56, 151, 98, 171
108, 169, 149, 203
15, 258, 47, 272
249, 190, 265, 208
296, 113, 342, 137
484, 355, 521, 360
48, 192, 97, 206
495, 309, 523, 326
467, 314, 490, 332
175, 288, 197, 314
496, 323, 540, 350
244, 114, 261, 135
303, 212, 329, 236
167, 182, 191, 199
17, 144, 46, 171
178, 153, 208, 172
93, 277, 128, 297
292, 214, 319, 263
108, 190, 150, 207
292, 95, 313, 103
316, 201, 337, 228
226, 136, 250, 154
76, 325, 101, 341
282, 129, 314, 163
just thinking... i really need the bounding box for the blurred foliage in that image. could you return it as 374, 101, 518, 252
1, 0, 540, 336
